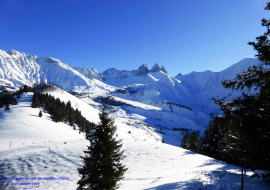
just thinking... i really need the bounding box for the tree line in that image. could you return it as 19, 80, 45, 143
0, 85, 28, 110
32, 91, 95, 133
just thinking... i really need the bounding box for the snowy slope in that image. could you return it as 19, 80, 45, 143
0, 93, 87, 151
1, 92, 269, 190
72, 67, 102, 80
175, 58, 262, 113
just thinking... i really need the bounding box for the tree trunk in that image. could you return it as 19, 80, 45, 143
241, 166, 244, 190
244, 160, 246, 175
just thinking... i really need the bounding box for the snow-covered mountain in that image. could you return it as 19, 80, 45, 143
102, 63, 171, 86
0, 49, 262, 135
0, 49, 111, 92
104, 59, 261, 115
175, 58, 262, 100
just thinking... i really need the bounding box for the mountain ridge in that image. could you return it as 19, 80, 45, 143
0, 49, 262, 131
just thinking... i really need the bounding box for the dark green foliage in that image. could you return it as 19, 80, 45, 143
0, 85, 28, 108
31, 97, 39, 108
180, 131, 200, 153
31, 90, 95, 133
201, 3, 270, 173
77, 106, 127, 190
5, 104, 10, 111
200, 116, 228, 161
0, 94, 18, 105
23, 85, 28, 93
39, 110, 43, 117
262, 173, 270, 183
180, 133, 189, 149
32, 83, 57, 92
68, 112, 75, 126
12, 98, 18, 105
189, 131, 201, 152
19, 86, 23, 94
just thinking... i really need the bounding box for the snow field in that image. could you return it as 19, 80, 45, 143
0, 92, 269, 190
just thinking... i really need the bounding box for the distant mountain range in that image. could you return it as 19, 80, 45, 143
0, 49, 262, 132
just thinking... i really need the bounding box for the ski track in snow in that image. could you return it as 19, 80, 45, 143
48, 147, 82, 167
142, 125, 159, 141
17, 121, 42, 132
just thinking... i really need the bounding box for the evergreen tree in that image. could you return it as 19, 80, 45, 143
189, 131, 201, 152
180, 131, 200, 153
5, 104, 10, 111
77, 105, 127, 190
31, 98, 39, 108
23, 85, 28, 93
0, 101, 3, 108
12, 98, 18, 105
68, 112, 75, 126
19, 86, 23, 95
180, 133, 190, 149
201, 116, 228, 160
39, 110, 43, 117
204, 5, 270, 188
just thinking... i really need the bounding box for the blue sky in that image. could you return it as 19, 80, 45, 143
0, 0, 269, 76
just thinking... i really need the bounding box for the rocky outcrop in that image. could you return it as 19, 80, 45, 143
137, 64, 149, 76
150, 63, 160, 72
161, 66, 167, 73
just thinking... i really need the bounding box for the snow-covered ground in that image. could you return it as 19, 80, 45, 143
0, 92, 269, 190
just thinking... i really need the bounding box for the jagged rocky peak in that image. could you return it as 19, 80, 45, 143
175, 73, 182, 77
150, 63, 160, 72
137, 64, 148, 75
103, 68, 118, 74
161, 66, 167, 73
6, 49, 20, 56
74, 67, 99, 74
91, 68, 98, 73
150, 63, 167, 73
41, 57, 58, 64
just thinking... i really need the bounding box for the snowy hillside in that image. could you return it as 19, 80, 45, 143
0, 49, 113, 93
1, 91, 269, 190
175, 58, 262, 107
73, 67, 102, 80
